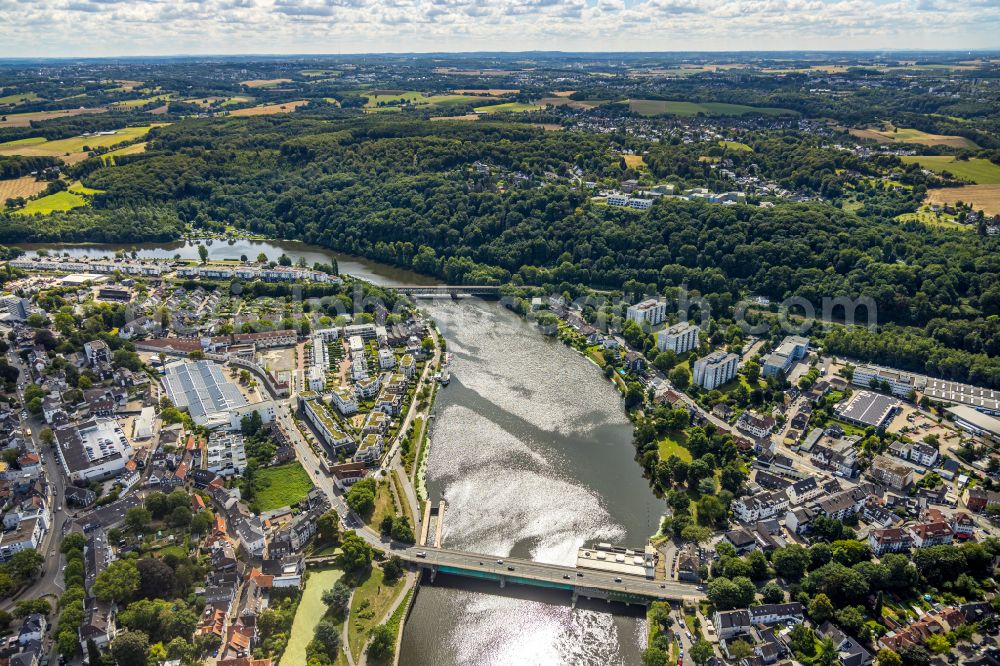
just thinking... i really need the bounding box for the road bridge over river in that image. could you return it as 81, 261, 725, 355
384, 284, 503, 297
312, 543, 705, 606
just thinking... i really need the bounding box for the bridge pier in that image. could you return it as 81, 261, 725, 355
499, 575, 506, 589
429, 566, 437, 583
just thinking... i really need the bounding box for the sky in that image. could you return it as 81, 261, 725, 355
1, 0, 999, 57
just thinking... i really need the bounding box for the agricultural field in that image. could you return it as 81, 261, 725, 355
0, 125, 158, 163
431, 114, 479, 122
99, 142, 147, 164
254, 462, 314, 512
900, 156, 1000, 184
11, 190, 87, 215
850, 125, 978, 149
0, 107, 108, 128
0, 176, 48, 202
220, 95, 255, 107
452, 88, 520, 95
363, 90, 491, 109
109, 95, 172, 109
68, 181, 104, 196
240, 78, 293, 88
228, 100, 309, 116
300, 69, 341, 77
474, 101, 543, 114
537, 96, 608, 110
0, 91, 41, 106
628, 99, 797, 117
925, 185, 1000, 216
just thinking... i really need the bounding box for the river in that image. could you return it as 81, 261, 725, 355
17, 238, 660, 665
398, 299, 660, 666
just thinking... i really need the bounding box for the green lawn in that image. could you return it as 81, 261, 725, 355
255, 462, 315, 512
281, 568, 344, 666
628, 99, 797, 117
367, 478, 397, 530
900, 156, 1000, 184
719, 140, 752, 152
348, 567, 405, 662
658, 431, 692, 463
474, 102, 542, 114
12, 191, 86, 215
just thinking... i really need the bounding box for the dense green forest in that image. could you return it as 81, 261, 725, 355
3, 114, 998, 385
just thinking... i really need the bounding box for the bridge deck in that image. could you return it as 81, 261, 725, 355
396, 546, 704, 602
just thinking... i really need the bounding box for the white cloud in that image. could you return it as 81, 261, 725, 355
0, 0, 997, 55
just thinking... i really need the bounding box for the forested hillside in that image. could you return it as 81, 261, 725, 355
5, 115, 1000, 385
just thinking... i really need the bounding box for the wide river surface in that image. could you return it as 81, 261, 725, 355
18, 239, 660, 665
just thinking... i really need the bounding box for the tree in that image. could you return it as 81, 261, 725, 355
761, 582, 785, 603
311, 620, 341, 659
383, 556, 405, 584
346, 478, 377, 517
669, 365, 690, 389
641, 646, 669, 666
94, 559, 139, 602
876, 648, 903, 666
316, 510, 340, 545
924, 634, 950, 655
7, 550, 43, 582
368, 623, 395, 659
831, 539, 871, 566
689, 639, 715, 665
321, 580, 352, 616
137, 558, 175, 600
339, 531, 373, 572
728, 639, 754, 660
817, 637, 839, 666
789, 623, 818, 657
169, 505, 192, 528
707, 576, 754, 610
125, 506, 152, 532
197, 244, 209, 263
12, 598, 51, 617
110, 630, 150, 666
835, 605, 868, 639
898, 645, 931, 666
808, 593, 835, 623
771, 544, 810, 581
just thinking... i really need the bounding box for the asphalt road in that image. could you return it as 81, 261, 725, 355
0, 352, 69, 612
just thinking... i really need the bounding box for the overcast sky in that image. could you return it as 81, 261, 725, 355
1, 0, 999, 58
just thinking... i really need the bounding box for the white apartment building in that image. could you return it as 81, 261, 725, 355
206, 431, 247, 476
400, 355, 416, 379
692, 351, 739, 390
852, 364, 916, 398
657, 321, 699, 354
378, 348, 396, 370
307, 366, 326, 393
353, 434, 384, 464
332, 387, 359, 416
626, 299, 667, 326
300, 396, 354, 451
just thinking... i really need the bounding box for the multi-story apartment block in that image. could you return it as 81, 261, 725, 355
626, 299, 667, 326
656, 321, 699, 354
692, 350, 739, 390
